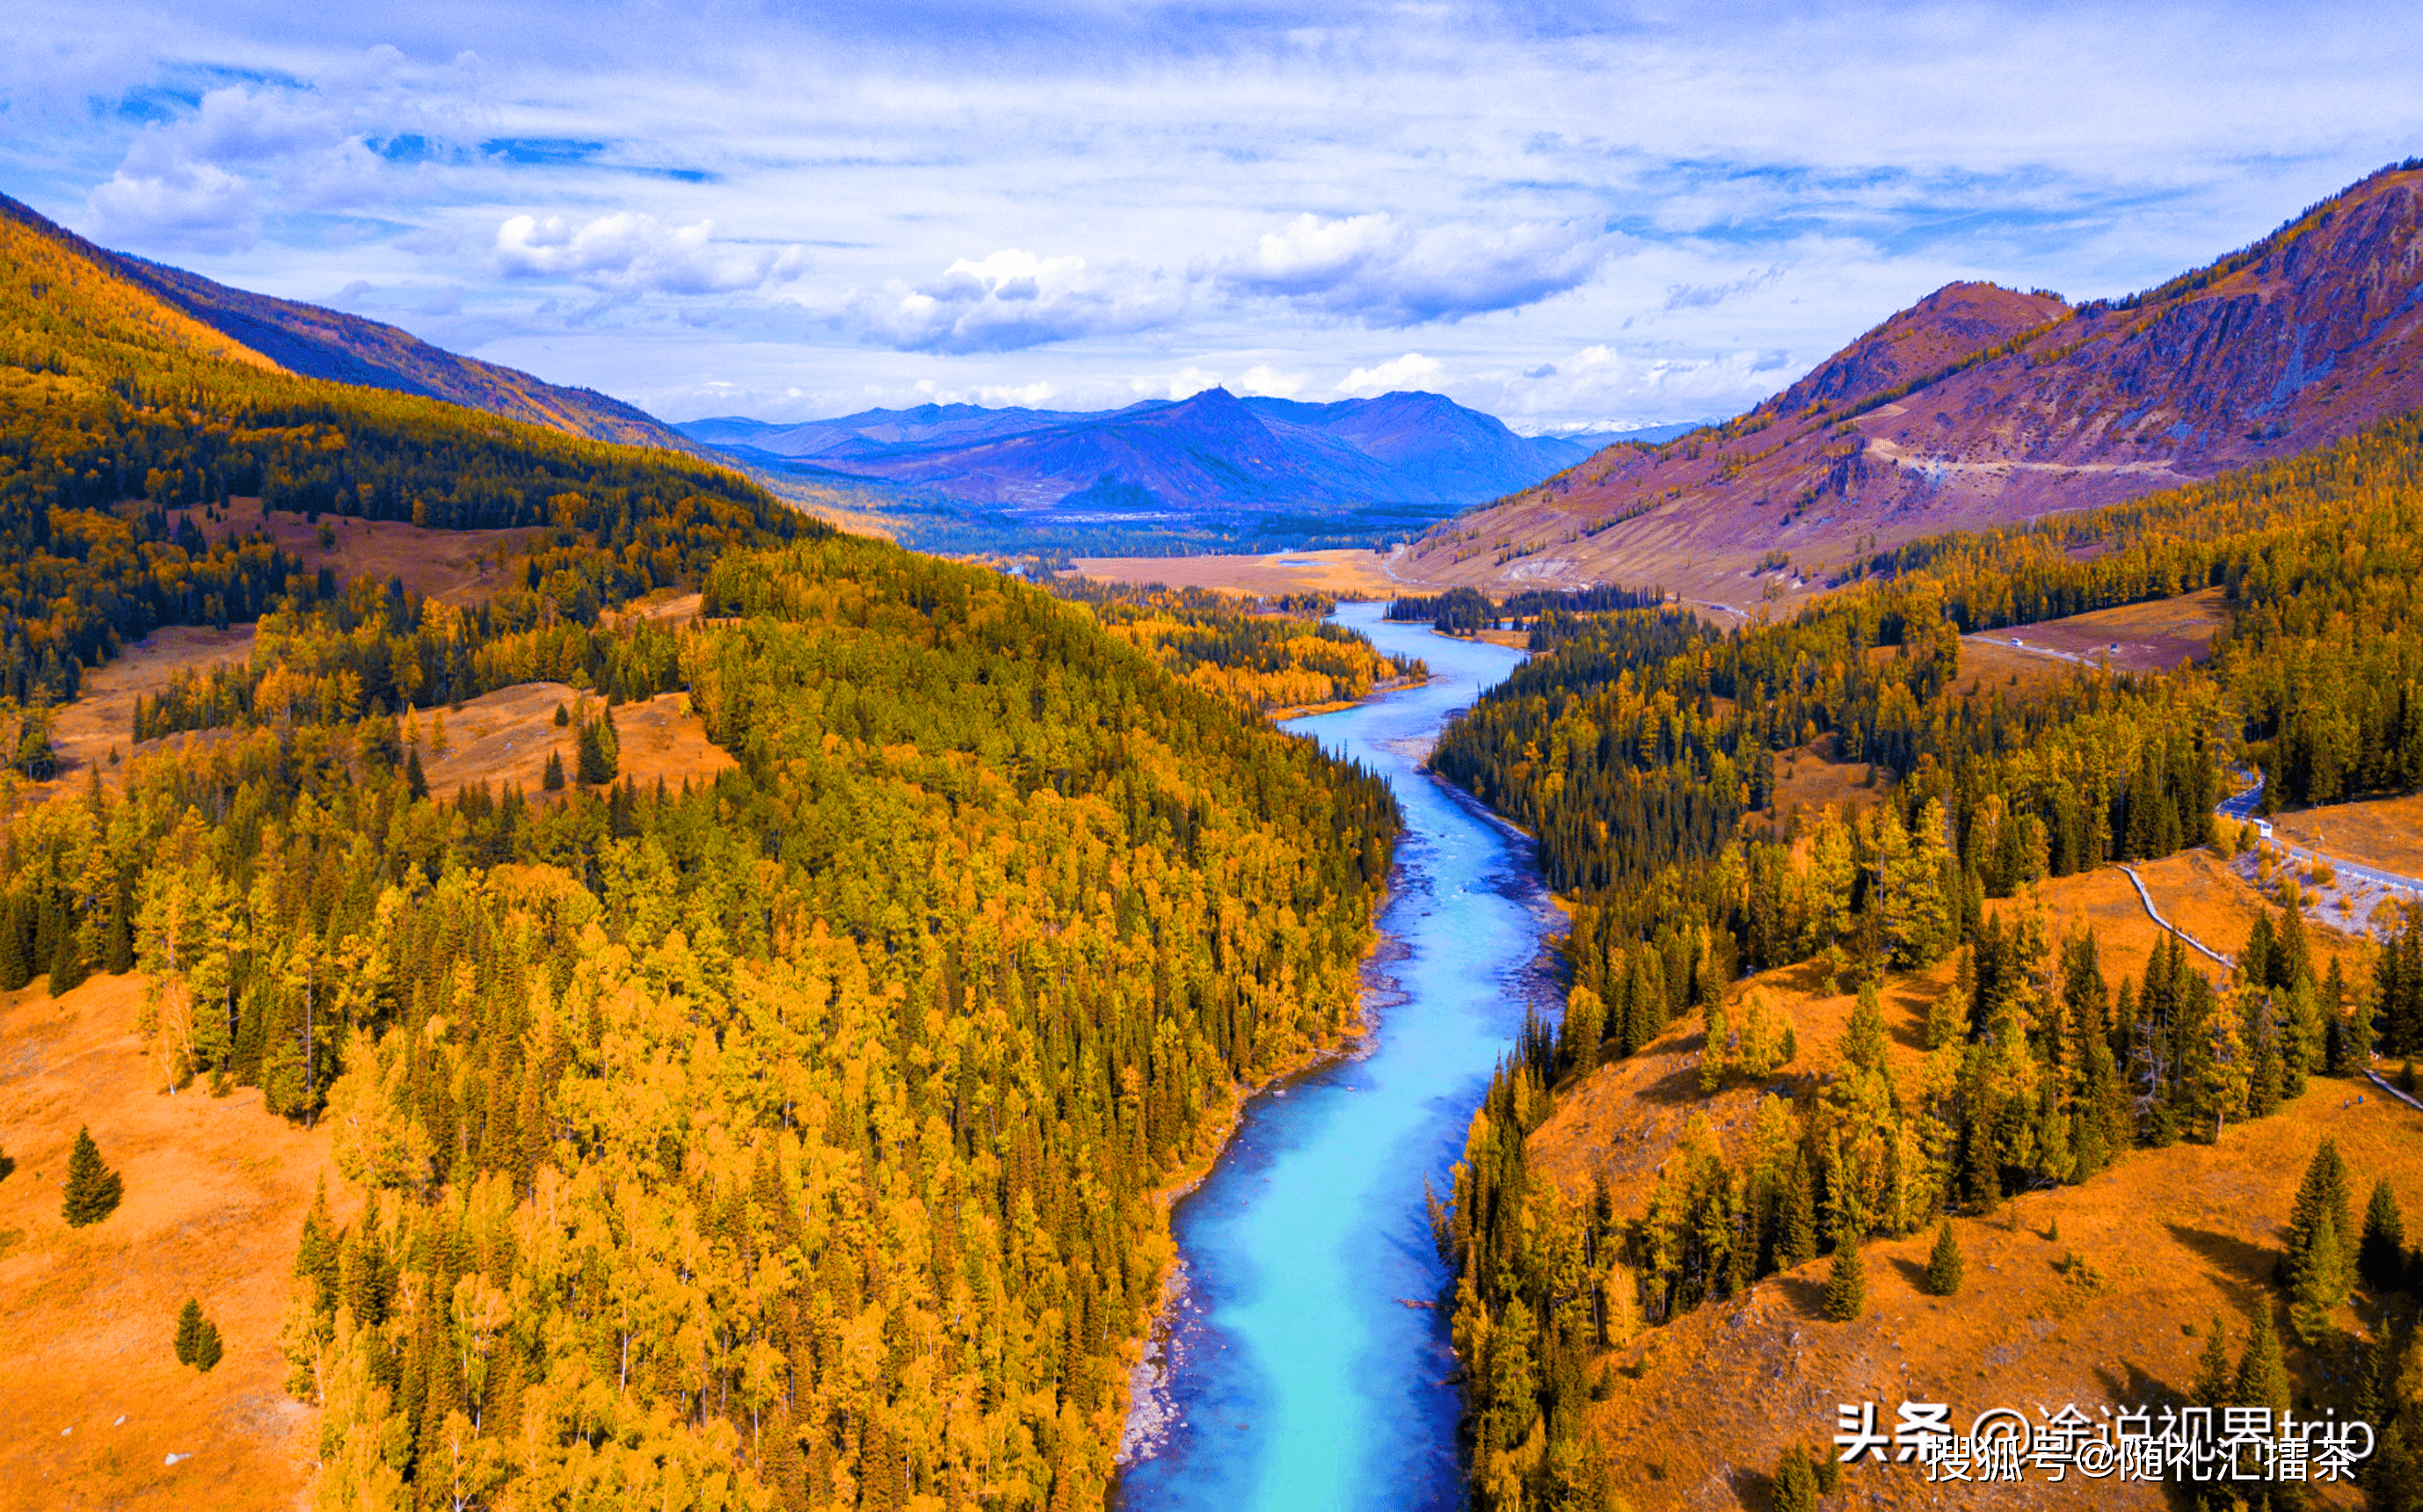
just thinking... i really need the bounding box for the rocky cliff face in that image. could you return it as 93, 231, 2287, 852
1401, 162, 2423, 602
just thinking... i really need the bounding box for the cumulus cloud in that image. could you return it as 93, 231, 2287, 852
834, 249, 1184, 354
493, 211, 807, 294
1336, 352, 1443, 396
1218, 213, 1616, 325
85, 140, 259, 253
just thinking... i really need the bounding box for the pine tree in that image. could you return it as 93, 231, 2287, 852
2233, 1305, 2290, 1421
47, 905, 84, 998
194, 1315, 222, 1372
174, 1297, 202, 1365
404, 745, 427, 801
541, 749, 565, 791
60, 1125, 123, 1226
0, 891, 29, 992
552, 701, 569, 727
1822, 1227, 1866, 1320
1925, 1218, 1964, 1296
1771, 1445, 1817, 1512
2286, 1138, 2353, 1297
1843, 981, 1888, 1076
2191, 1312, 2234, 1411
1780, 1152, 1818, 1268
2291, 1206, 2347, 1343
2361, 1176, 2408, 1294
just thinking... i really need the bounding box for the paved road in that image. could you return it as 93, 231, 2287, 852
2216, 773, 2423, 904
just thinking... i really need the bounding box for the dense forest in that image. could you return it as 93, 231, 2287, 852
0, 214, 1411, 1509
11, 534, 1402, 1511
0, 203, 805, 707
1048, 578, 1425, 714
1429, 402, 2423, 1510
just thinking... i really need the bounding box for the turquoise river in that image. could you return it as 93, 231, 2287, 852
1114, 600, 1558, 1512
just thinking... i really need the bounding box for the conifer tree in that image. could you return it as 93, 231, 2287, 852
2361, 1176, 2408, 1294
1822, 1225, 1866, 1321
1843, 981, 1888, 1076
174, 1298, 200, 1364
2191, 1313, 2234, 1412
404, 745, 427, 801
1780, 1152, 1818, 1268
541, 749, 565, 791
194, 1315, 222, 1372
60, 1125, 122, 1226
2292, 1206, 2347, 1342
1925, 1218, 1964, 1296
0, 891, 29, 992
1770, 1445, 1817, 1512
1925, 970, 1963, 1051
47, 907, 84, 998
2233, 1305, 2290, 1421
2287, 1139, 2354, 1297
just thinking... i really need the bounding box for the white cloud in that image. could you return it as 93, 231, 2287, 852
84, 141, 258, 253
1336, 352, 1443, 396
1234, 363, 1308, 398
493, 211, 807, 295
835, 249, 1184, 353
1218, 213, 1616, 325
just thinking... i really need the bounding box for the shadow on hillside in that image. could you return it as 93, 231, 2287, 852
1726, 1465, 1777, 1510
1885, 1254, 1931, 1292
2091, 1358, 2205, 1508
2162, 1221, 2274, 1305
1631, 1050, 1713, 1109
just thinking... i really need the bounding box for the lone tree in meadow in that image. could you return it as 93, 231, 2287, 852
1823, 1225, 1867, 1321
61, 1125, 123, 1227
173, 1298, 204, 1365
1925, 1218, 1964, 1297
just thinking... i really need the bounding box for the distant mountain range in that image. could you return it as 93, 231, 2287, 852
680, 391, 1628, 538
0, 193, 697, 454
1401, 159, 2423, 600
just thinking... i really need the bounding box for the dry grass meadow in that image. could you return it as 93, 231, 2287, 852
0, 972, 353, 1510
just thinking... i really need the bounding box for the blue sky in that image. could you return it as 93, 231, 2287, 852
4, 1, 2419, 433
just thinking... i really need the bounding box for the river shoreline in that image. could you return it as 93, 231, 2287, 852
1112, 606, 1554, 1512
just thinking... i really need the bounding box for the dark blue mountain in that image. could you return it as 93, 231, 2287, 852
677, 388, 1596, 514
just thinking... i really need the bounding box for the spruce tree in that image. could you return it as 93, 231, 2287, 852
1925, 1219, 1964, 1296
2233, 1305, 2290, 1421
2361, 1176, 2408, 1293
542, 749, 565, 791
404, 745, 428, 801
60, 1125, 122, 1226
1771, 1445, 1817, 1512
1780, 1152, 1818, 1268
1843, 981, 1888, 1075
2286, 1139, 2353, 1296
2291, 1206, 2347, 1342
2191, 1313, 2234, 1411
46, 907, 83, 998
1822, 1226, 1867, 1320
174, 1298, 203, 1365
0, 891, 28, 992
552, 701, 569, 727
193, 1316, 222, 1372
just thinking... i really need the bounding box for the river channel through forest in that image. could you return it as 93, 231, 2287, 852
1114, 601, 1562, 1512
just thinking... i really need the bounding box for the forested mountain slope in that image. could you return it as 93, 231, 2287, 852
1427, 384, 2423, 1508
1403, 159, 2423, 602
0, 196, 802, 707
0, 191, 1408, 1510
0, 193, 695, 451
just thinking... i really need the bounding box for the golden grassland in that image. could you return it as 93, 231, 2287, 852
406, 681, 736, 799
2272, 792, 2423, 888
186, 504, 538, 607
1066, 547, 1413, 600
0, 973, 351, 1511
1527, 852, 2388, 1508
1966, 585, 2230, 674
